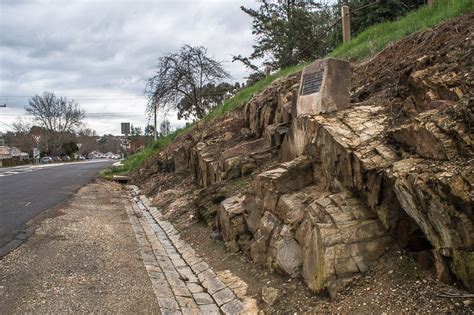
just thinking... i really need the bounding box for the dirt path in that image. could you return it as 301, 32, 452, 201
0, 181, 159, 314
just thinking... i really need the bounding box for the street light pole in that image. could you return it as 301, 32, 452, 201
154, 105, 157, 141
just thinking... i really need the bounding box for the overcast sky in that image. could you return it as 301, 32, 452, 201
0, 0, 261, 135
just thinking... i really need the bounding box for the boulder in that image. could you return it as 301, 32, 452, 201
298, 191, 391, 295
217, 195, 248, 252
249, 211, 282, 266
274, 236, 302, 278
296, 58, 351, 116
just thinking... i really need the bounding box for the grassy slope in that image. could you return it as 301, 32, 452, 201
331, 0, 473, 61
101, 0, 473, 178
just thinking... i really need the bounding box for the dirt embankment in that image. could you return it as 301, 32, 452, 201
131, 13, 474, 313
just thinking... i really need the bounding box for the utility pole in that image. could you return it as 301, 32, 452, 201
341, 5, 351, 44
154, 104, 157, 141
121, 122, 130, 158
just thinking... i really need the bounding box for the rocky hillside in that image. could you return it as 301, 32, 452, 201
132, 12, 473, 308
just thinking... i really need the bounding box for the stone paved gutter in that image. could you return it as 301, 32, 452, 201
127, 185, 253, 314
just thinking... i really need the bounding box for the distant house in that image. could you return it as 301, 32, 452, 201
0, 146, 12, 160
0, 146, 30, 166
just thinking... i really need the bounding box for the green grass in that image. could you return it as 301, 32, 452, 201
103, 0, 473, 178
99, 126, 191, 178
331, 0, 474, 61
205, 63, 306, 121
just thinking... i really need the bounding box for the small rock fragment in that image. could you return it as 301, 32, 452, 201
262, 286, 280, 306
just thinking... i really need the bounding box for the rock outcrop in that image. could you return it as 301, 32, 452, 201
135, 13, 474, 294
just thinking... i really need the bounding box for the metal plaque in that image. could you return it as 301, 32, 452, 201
300, 71, 323, 96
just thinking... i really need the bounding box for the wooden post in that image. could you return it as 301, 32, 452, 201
427, 0, 435, 7
264, 64, 271, 77
341, 5, 351, 44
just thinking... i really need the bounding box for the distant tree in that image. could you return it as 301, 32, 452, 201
178, 82, 238, 112
77, 128, 97, 137
25, 92, 85, 154
61, 141, 79, 156
144, 124, 155, 136
234, 1, 334, 71
11, 117, 32, 134
77, 127, 99, 156
130, 125, 142, 137
159, 119, 171, 137
145, 45, 231, 120
97, 135, 122, 154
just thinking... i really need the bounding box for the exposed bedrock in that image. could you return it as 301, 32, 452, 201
143, 43, 473, 293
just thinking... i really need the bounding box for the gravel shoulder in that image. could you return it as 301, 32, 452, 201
0, 180, 159, 314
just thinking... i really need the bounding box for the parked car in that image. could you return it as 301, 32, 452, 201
41, 156, 53, 163
79, 155, 86, 160
61, 156, 71, 162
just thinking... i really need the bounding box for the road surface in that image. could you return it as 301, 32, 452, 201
0, 160, 113, 251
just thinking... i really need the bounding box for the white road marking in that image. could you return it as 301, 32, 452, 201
0, 160, 111, 178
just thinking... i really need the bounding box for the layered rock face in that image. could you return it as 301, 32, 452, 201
137, 14, 473, 294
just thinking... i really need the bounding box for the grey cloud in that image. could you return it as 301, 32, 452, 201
0, 0, 259, 135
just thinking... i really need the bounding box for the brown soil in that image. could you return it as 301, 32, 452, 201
352, 12, 473, 128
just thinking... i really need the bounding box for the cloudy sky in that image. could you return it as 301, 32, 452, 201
0, 0, 261, 135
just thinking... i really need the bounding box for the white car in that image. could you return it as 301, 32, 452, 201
41, 156, 53, 163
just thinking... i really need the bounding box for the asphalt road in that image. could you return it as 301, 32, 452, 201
0, 160, 114, 250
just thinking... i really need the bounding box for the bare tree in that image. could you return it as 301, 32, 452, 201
26, 91, 85, 154
12, 116, 32, 133
145, 45, 230, 120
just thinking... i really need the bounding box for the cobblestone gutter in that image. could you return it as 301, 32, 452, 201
126, 185, 256, 314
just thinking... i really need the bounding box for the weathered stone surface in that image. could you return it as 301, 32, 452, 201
265, 123, 289, 147
212, 287, 235, 306
296, 58, 351, 116
253, 156, 313, 200
193, 292, 214, 305
297, 191, 391, 295
274, 236, 302, 278
243, 195, 263, 235
217, 195, 249, 253
173, 146, 189, 172
390, 158, 474, 291
221, 138, 268, 160
243, 74, 300, 137
274, 186, 324, 226
198, 304, 220, 314
221, 299, 245, 315
249, 211, 282, 265
261, 286, 280, 306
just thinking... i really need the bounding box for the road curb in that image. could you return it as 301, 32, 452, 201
0, 226, 36, 259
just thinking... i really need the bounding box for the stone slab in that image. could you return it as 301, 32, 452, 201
296, 58, 351, 116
